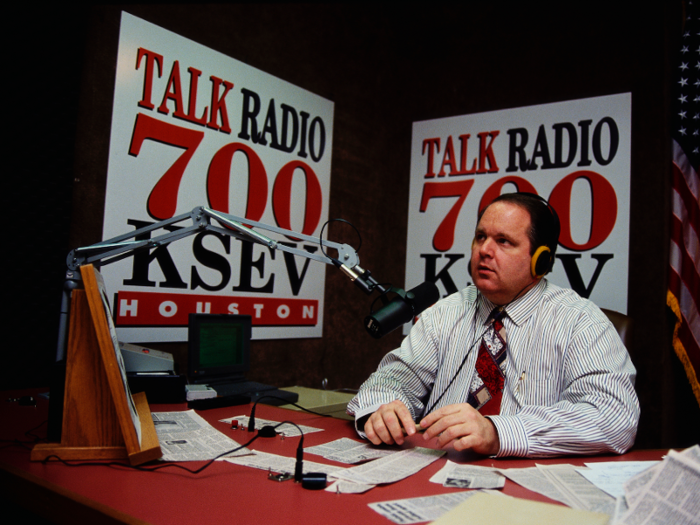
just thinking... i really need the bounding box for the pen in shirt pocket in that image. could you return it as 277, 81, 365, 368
515, 371, 526, 392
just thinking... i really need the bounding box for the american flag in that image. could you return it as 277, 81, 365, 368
668, 0, 700, 408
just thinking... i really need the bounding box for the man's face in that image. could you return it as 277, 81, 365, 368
470, 201, 538, 305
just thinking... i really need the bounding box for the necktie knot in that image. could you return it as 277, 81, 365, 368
490, 307, 506, 332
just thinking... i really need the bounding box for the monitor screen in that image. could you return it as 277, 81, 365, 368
188, 314, 252, 380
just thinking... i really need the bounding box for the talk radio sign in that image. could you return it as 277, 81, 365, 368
102, 13, 334, 342
405, 93, 631, 331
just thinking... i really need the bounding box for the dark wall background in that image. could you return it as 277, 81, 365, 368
6, 3, 699, 449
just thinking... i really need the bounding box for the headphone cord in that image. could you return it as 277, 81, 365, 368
420, 319, 493, 418
419, 281, 534, 420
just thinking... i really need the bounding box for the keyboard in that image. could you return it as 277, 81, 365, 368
211, 380, 276, 397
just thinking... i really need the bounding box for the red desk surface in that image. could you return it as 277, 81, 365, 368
1, 389, 663, 525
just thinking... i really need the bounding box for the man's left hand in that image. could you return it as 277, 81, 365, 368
419, 403, 500, 455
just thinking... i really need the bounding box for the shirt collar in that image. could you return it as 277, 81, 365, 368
475, 279, 547, 327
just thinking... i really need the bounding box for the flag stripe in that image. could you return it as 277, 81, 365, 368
669, 229, 700, 303
669, 214, 699, 277
671, 163, 700, 255
668, 136, 700, 407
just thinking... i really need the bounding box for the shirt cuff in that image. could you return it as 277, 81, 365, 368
488, 415, 529, 457
350, 404, 383, 439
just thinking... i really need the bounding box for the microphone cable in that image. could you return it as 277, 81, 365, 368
420, 309, 502, 418
246, 395, 335, 432
418, 281, 534, 420
318, 218, 362, 259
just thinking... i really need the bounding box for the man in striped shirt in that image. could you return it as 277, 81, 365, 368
347, 193, 639, 458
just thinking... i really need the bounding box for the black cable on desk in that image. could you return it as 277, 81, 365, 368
247, 394, 335, 432
40, 431, 261, 475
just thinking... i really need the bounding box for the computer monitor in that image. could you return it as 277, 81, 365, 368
188, 314, 252, 383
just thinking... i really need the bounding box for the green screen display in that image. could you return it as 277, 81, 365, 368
198, 322, 243, 368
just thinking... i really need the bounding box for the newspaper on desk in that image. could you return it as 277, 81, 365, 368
222, 442, 443, 494
498, 464, 577, 506
537, 463, 617, 515
152, 410, 251, 461
333, 447, 445, 485
325, 479, 376, 494
498, 463, 616, 514
614, 445, 700, 525
305, 437, 397, 464
430, 460, 506, 489
498, 444, 700, 524
576, 461, 660, 499
222, 449, 345, 478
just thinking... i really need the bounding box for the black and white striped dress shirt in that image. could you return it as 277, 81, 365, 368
347, 279, 640, 458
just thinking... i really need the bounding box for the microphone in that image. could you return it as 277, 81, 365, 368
364, 281, 439, 339
247, 401, 258, 432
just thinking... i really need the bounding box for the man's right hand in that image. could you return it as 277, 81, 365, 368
364, 400, 417, 446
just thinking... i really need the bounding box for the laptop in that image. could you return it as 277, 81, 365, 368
187, 313, 298, 407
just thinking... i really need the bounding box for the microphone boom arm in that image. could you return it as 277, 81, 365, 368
68, 206, 359, 270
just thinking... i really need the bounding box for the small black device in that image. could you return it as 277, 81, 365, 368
301, 472, 328, 490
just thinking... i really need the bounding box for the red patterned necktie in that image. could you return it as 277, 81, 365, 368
469, 308, 507, 416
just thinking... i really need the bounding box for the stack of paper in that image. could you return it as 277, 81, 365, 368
614, 445, 700, 524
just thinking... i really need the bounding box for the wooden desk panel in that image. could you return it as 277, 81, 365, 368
1, 390, 663, 524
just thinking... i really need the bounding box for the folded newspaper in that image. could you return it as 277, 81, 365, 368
152, 410, 251, 461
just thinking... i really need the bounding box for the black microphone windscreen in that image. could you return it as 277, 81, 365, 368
364, 281, 439, 339
406, 281, 440, 313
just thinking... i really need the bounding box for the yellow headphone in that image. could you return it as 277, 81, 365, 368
530, 245, 553, 279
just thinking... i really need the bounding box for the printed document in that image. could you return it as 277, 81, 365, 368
499, 463, 616, 514
576, 461, 659, 498
498, 465, 574, 506
305, 437, 397, 464
616, 445, 700, 525
325, 479, 375, 494
536, 463, 616, 515
222, 449, 345, 478
152, 410, 250, 461
430, 461, 505, 489
333, 447, 445, 485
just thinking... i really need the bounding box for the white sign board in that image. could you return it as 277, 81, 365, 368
102, 12, 334, 341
